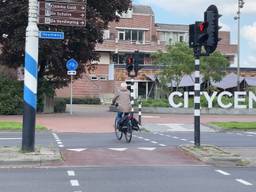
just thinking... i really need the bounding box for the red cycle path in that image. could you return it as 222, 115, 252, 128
0, 105, 255, 133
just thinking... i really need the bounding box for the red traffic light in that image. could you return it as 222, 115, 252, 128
127, 57, 133, 64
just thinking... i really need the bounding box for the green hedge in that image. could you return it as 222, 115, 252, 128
58, 97, 101, 105
54, 98, 66, 113
0, 76, 23, 115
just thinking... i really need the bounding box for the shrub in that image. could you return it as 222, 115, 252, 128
0, 76, 23, 115
57, 97, 101, 105
54, 98, 66, 113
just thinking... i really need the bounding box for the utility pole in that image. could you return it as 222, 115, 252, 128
22, 0, 39, 152
234, 0, 245, 91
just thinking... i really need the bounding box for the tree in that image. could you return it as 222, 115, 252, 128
0, 0, 131, 90
152, 43, 194, 97
153, 42, 230, 95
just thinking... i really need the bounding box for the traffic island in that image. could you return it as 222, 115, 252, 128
179, 144, 249, 167
0, 146, 62, 167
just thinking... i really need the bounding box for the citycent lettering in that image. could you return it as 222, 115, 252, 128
168, 91, 256, 109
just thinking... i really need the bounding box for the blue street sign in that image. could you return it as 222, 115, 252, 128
39, 31, 64, 40
66, 58, 79, 71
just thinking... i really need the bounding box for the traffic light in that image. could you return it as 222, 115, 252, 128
204, 5, 221, 55
126, 56, 134, 73
189, 21, 208, 48
133, 50, 143, 73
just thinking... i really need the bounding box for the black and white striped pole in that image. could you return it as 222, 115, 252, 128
194, 47, 201, 147
22, 0, 39, 152
138, 99, 142, 125
130, 79, 135, 115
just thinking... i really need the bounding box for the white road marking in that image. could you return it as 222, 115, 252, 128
144, 138, 150, 141
138, 147, 156, 151
0, 138, 21, 140
166, 135, 171, 137
236, 179, 253, 186
151, 141, 158, 144
173, 136, 179, 139
189, 141, 194, 143
70, 180, 80, 186
67, 170, 75, 176
246, 135, 254, 137
138, 136, 143, 139
215, 170, 230, 176
246, 132, 256, 135
181, 139, 187, 141
158, 133, 164, 136
57, 141, 63, 145
159, 144, 167, 147
109, 148, 127, 152
67, 148, 87, 152
236, 133, 243, 136
143, 116, 160, 118
59, 145, 64, 148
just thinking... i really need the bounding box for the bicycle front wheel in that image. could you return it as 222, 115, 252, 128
115, 119, 123, 140
124, 123, 132, 143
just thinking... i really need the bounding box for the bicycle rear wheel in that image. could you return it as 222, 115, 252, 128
124, 123, 132, 143
115, 119, 122, 140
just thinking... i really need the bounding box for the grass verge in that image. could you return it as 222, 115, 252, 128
0, 121, 47, 131
209, 122, 256, 130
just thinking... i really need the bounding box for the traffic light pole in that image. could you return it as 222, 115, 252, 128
22, 0, 39, 152
130, 79, 135, 116
194, 47, 201, 147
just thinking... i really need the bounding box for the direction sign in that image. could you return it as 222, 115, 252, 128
67, 71, 77, 75
39, 31, 64, 39
39, 17, 86, 27
66, 58, 78, 71
38, 0, 87, 27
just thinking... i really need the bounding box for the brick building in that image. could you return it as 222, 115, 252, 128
56, 4, 238, 101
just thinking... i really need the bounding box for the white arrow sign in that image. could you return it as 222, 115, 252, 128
138, 147, 156, 151
108, 148, 128, 152
67, 148, 87, 152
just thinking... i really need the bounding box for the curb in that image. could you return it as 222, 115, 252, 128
179, 144, 249, 167
0, 146, 62, 168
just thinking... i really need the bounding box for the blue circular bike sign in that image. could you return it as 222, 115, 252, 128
66, 58, 78, 71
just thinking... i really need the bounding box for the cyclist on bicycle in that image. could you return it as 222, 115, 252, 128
112, 82, 132, 129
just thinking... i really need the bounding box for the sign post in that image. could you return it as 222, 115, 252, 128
66, 59, 78, 115
22, 0, 39, 152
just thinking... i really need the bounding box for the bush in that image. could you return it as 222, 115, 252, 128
58, 97, 101, 105
54, 98, 66, 113
0, 76, 23, 115
141, 99, 169, 108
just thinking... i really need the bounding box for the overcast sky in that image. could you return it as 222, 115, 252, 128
134, 0, 256, 68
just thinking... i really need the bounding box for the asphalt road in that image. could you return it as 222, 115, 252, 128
1, 127, 256, 191
0, 167, 255, 192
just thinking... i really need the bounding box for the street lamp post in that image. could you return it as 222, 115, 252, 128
234, 0, 245, 91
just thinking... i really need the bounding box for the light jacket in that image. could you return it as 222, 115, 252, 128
112, 87, 131, 113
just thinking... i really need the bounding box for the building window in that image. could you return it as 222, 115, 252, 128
179, 35, 184, 42
98, 75, 108, 81
90, 75, 98, 81
125, 30, 131, 41
118, 29, 144, 43
118, 30, 125, 40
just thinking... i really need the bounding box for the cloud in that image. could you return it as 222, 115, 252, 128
243, 55, 256, 67
219, 22, 231, 31
242, 22, 256, 46
136, 0, 256, 16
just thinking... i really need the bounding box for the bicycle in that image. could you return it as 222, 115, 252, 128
114, 113, 140, 143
